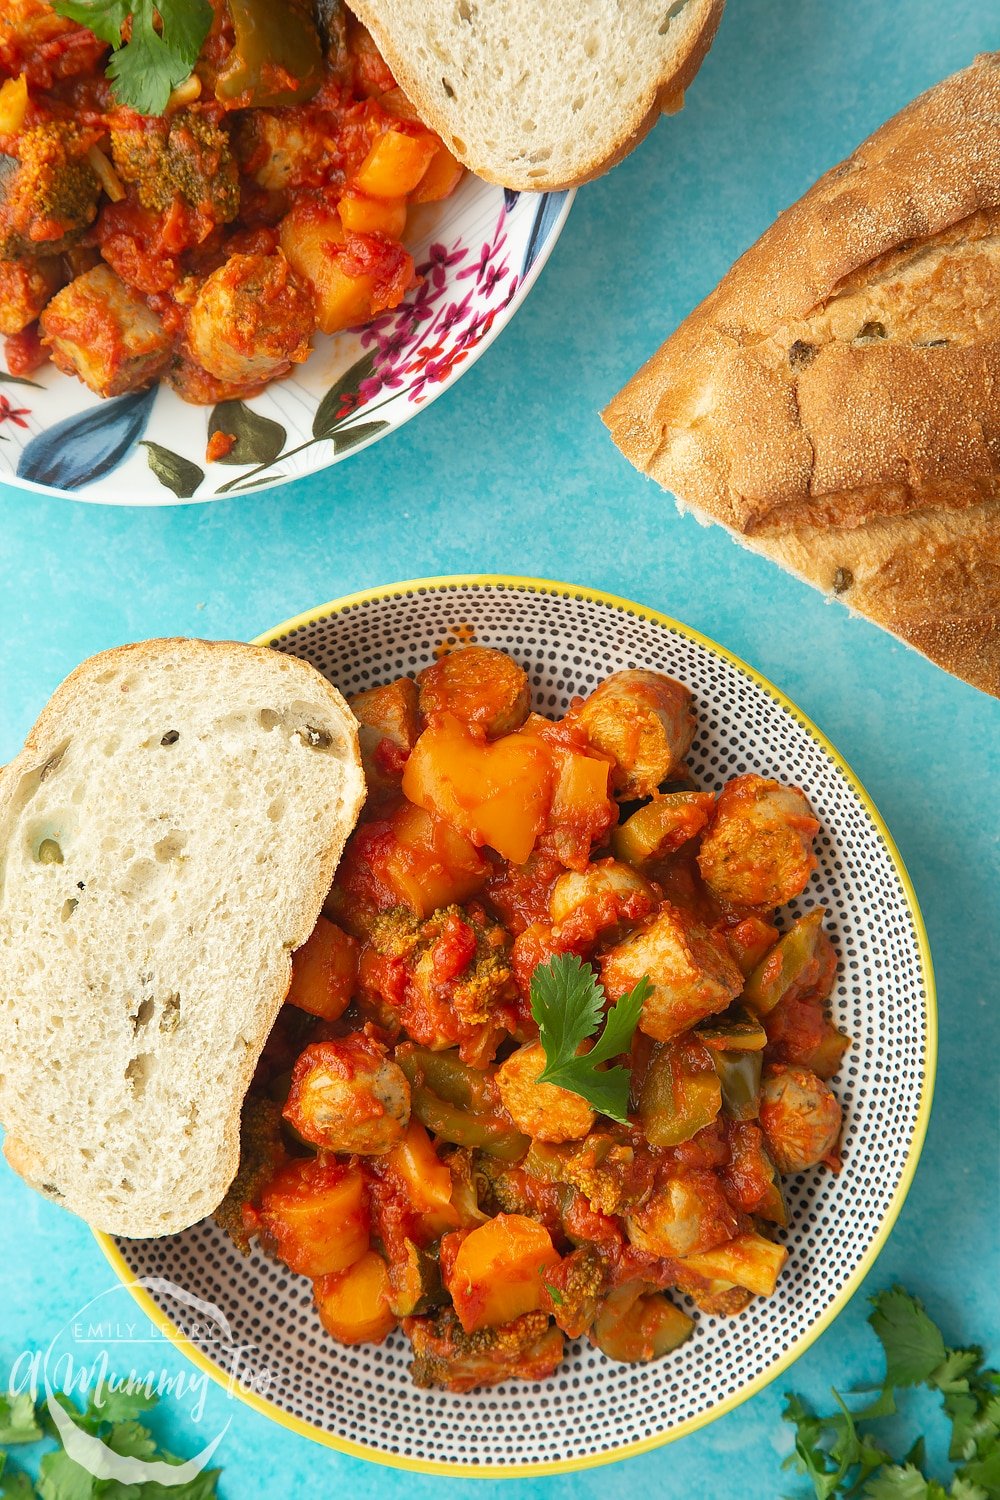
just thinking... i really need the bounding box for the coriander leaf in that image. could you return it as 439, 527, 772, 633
0, 1470, 37, 1499
539, 1269, 563, 1306
870, 1288, 947, 1389
106, 1422, 156, 1461
530, 954, 604, 1071
51, 0, 212, 115
529, 954, 648, 1122
36, 1448, 94, 1500
933, 1352, 985, 1392
50, 0, 130, 47
85, 1388, 157, 1428
781, 1392, 849, 1500
0, 1396, 43, 1446
587, 977, 650, 1065
958, 1444, 1000, 1498
134, 1469, 221, 1500
861, 1465, 932, 1499
948, 1480, 989, 1500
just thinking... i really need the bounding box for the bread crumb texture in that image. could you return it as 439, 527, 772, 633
604, 53, 1000, 696
0, 639, 364, 1236
348, 0, 724, 189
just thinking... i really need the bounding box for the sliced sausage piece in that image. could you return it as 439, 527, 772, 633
576, 670, 695, 800
283, 1036, 410, 1154
698, 774, 819, 908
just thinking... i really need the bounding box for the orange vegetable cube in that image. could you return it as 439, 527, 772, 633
0, 75, 28, 135
411, 144, 464, 203
353, 128, 438, 198
402, 714, 553, 865
286, 916, 358, 1020
446, 1213, 560, 1332
314, 1251, 397, 1344
257, 1159, 368, 1278
339, 189, 407, 238
380, 802, 489, 916
678, 1232, 788, 1297
386, 1122, 459, 1229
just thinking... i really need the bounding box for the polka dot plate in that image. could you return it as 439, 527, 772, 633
96, 576, 935, 1474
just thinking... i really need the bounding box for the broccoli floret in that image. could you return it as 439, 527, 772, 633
111, 110, 239, 223
0, 123, 100, 258
406, 1308, 562, 1391
526, 1133, 656, 1217
213, 1093, 286, 1254
544, 1245, 608, 1338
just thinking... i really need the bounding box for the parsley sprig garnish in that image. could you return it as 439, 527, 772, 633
784, 1286, 1000, 1498
51, 0, 213, 115
529, 953, 649, 1124
0, 1382, 222, 1498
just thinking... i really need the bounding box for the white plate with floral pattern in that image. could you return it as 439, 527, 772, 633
0, 186, 571, 505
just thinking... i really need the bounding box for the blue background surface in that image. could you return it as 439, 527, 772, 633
1, 1, 997, 1495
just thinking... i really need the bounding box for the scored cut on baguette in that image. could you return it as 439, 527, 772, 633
0, 639, 365, 1238
348, 0, 725, 191
603, 53, 1000, 697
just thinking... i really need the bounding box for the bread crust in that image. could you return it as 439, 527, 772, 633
0, 638, 366, 1237
348, 0, 725, 192
603, 54, 1000, 696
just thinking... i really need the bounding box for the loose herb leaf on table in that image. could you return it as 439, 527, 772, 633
529, 952, 649, 1123
0, 1386, 222, 1499
784, 1286, 1000, 1499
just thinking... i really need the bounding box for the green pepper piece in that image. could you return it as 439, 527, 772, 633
591, 1285, 694, 1363
696, 1006, 767, 1052
387, 1239, 445, 1317
638, 1038, 721, 1148
743, 908, 827, 1016
396, 1046, 500, 1114
713, 1049, 763, 1120
408, 1085, 529, 1160
217, 0, 324, 108
611, 792, 715, 868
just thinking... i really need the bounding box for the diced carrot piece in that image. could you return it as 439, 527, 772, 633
0, 76, 28, 135
314, 1251, 397, 1344
446, 1213, 560, 1332
258, 1159, 368, 1278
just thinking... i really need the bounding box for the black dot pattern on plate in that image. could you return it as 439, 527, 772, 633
113, 583, 931, 1471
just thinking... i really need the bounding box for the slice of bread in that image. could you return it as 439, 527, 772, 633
0, 639, 365, 1237
348, 0, 725, 191
603, 55, 1000, 696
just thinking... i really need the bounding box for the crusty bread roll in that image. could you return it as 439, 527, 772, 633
0, 639, 365, 1237
604, 54, 1000, 697
347, 0, 724, 191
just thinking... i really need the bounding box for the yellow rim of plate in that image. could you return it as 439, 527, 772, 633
93, 574, 938, 1479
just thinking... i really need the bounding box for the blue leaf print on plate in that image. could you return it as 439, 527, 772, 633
17, 384, 158, 492
521, 192, 568, 279
503, 188, 520, 213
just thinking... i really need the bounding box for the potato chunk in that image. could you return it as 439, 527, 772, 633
40, 265, 171, 396
446, 1214, 559, 1332
282, 1036, 411, 1154
186, 251, 314, 386
0, 256, 62, 334
698, 774, 819, 908
314, 1251, 397, 1345
496, 1040, 596, 1143
576, 669, 695, 799
417, 647, 530, 738
600, 903, 743, 1041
